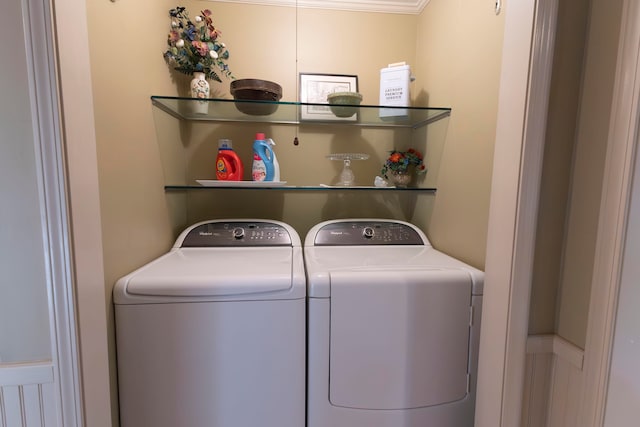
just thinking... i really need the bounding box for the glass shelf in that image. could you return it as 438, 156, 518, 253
165, 185, 437, 193
151, 96, 451, 129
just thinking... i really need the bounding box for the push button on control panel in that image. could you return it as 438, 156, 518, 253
362, 227, 375, 239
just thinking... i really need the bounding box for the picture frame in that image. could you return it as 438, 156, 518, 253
299, 73, 359, 121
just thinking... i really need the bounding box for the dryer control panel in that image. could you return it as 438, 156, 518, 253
181, 221, 293, 247
313, 221, 424, 246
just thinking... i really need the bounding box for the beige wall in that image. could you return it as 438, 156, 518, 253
87, 1, 179, 423
415, 0, 505, 268
175, 5, 422, 235
88, 0, 504, 274
174, 1, 505, 268
529, 0, 591, 336
529, 0, 623, 348
554, 0, 623, 348
87, 0, 505, 423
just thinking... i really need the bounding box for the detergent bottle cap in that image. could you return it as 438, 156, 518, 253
218, 139, 233, 149
255, 133, 266, 140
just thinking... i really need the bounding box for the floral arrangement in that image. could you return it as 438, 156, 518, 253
380, 148, 427, 179
163, 6, 234, 83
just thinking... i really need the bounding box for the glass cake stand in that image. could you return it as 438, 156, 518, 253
326, 153, 370, 186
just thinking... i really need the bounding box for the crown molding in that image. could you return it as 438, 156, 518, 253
209, 0, 430, 15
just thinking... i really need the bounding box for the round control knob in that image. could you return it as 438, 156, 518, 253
362, 227, 375, 239
232, 227, 245, 239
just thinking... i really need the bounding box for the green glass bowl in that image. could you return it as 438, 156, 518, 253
327, 91, 363, 118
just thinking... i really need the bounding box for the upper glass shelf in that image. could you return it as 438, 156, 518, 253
151, 96, 451, 129
165, 184, 437, 192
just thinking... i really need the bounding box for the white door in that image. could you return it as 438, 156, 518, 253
0, 0, 81, 425
603, 121, 640, 425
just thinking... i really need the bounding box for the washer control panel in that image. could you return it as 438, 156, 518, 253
313, 221, 424, 246
181, 221, 292, 247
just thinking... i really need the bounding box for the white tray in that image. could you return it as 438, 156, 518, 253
319, 184, 395, 189
196, 180, 288, 187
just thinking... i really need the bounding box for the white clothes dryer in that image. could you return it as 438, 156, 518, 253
304, 219, 484, 427
114, 219, 305, 427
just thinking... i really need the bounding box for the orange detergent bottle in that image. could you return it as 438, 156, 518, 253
215, 139, 244, 181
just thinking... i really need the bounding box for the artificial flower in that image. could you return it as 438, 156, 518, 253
380, 148, 427, 180
163, 5, 234, 83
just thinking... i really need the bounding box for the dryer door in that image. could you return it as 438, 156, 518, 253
329, 268, 472, 410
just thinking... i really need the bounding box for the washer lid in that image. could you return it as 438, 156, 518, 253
121, 247, 296, 298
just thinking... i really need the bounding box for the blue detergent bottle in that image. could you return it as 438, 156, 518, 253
251, 133, 280, 181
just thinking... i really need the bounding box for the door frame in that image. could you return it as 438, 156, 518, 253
10, 0, 84, 424
578, 0, 640, 424
51, 0, 113, 425
479, 0, 640, 424
476, 0, 558, 425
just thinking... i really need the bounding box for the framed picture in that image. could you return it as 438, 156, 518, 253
299, 73, 359, 121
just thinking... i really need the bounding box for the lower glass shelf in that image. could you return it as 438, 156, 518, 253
165, 185, 437, 193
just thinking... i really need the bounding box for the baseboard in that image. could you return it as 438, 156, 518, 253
526, 334, 584, 369
522, 334, 585, 427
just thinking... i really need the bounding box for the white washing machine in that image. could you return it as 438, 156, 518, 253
114, 219, 305, 427
304, 219, 484, 427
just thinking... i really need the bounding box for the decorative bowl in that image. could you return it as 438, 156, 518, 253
327, 91, 363, 118
230, 79, 283, 115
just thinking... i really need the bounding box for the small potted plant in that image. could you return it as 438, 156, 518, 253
163, 6, 234, 112
380, 148, 427, 187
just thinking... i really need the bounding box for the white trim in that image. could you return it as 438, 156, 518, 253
22, 0, 83, 424
0, 362, 55, 386
522, 334, 585, 427
526, 335, 584, 370
476, 0, 558, 425
504, 2, 559, 421
526, 334, 556, 354
553, 337, 584, 370
54, 0, 112, 424
0, 364, 59, 426
579, 0, 640, 424
209, 0, 430, 14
